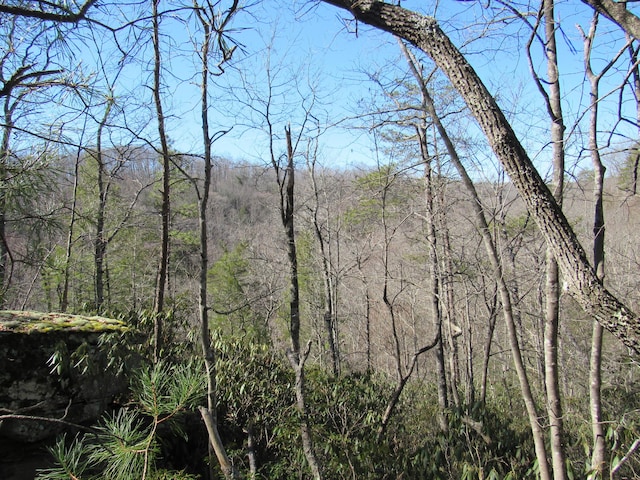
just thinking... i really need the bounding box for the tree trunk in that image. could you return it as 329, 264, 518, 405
377, 335, 439, 440
629, 37, 640, 195
589, 320, 605, 480
479, 286, 498, 405
320, 0, 640, 354
441, 224, 461, 409
399, 42, 551, 477
193, 5, 241, 477
0, 101, 11, 309
0, 91, 21, 309
582, 14, 609, 479
540, 0, 569, 475
307, 154, 340, 375
246, 423, 257, 478
61, 145, 82, 312
417, 123, 449, 431
280, 126, 322, 480
357, 257, 373, 373
93, 100, 112, 312
152, 0, 171, 361
462, 279, 475, 407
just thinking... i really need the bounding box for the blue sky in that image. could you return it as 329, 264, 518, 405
163, 0, 400, 167
67, 0, 640, 175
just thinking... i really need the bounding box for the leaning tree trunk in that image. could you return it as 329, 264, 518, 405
320, 0, 640, 354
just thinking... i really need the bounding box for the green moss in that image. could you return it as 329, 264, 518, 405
0, 310, 129, 334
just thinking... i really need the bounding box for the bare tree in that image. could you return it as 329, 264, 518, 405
626, 37, 640, 195
578, 13, 630, 479
151, 0, 171, 361
186, 1, 241, 477
278, 125, 323, 479
0, 17, 75, 308
60, 135, 82, 312
534, 0, 569, 474
306, 137, 340, 376
399, 40, 552, 479
319, 0, 640, 354
0, 0, 98, 23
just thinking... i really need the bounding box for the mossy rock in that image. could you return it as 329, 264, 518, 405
0, 310, 129, 334
0, 310, 131, 443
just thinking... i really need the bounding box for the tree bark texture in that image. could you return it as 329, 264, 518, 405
320, 0, 640, 354
579, 0, 640, 40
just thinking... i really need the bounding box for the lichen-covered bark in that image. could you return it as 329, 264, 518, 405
579, 0, 640, 41
320, 0, 640, 353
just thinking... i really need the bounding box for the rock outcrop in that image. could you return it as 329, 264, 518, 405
0, 311, 130, 443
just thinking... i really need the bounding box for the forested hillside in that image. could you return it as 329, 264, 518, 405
1, 0, 640, 479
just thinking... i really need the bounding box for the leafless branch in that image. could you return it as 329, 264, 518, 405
0, 0, 99, 23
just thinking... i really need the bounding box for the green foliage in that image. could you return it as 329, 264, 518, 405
2, 151, 58, 222
354, 163, 399, 192
500, 213, 535, 239
96, 308, 195, 368
89, 409, 155, 480
208, 243, 255, 333
384, 384, 535, 480
342, 164, 406, 231
36, 361, 205, 480
305, 369, 392, 479
36, 435, 90, 480
134, 360, 205, 417
211, 332, 546, 479
47, 339, 95, 376
41, 245, 67, 309
213, 333, 299, 476
617, 143, 640, 192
